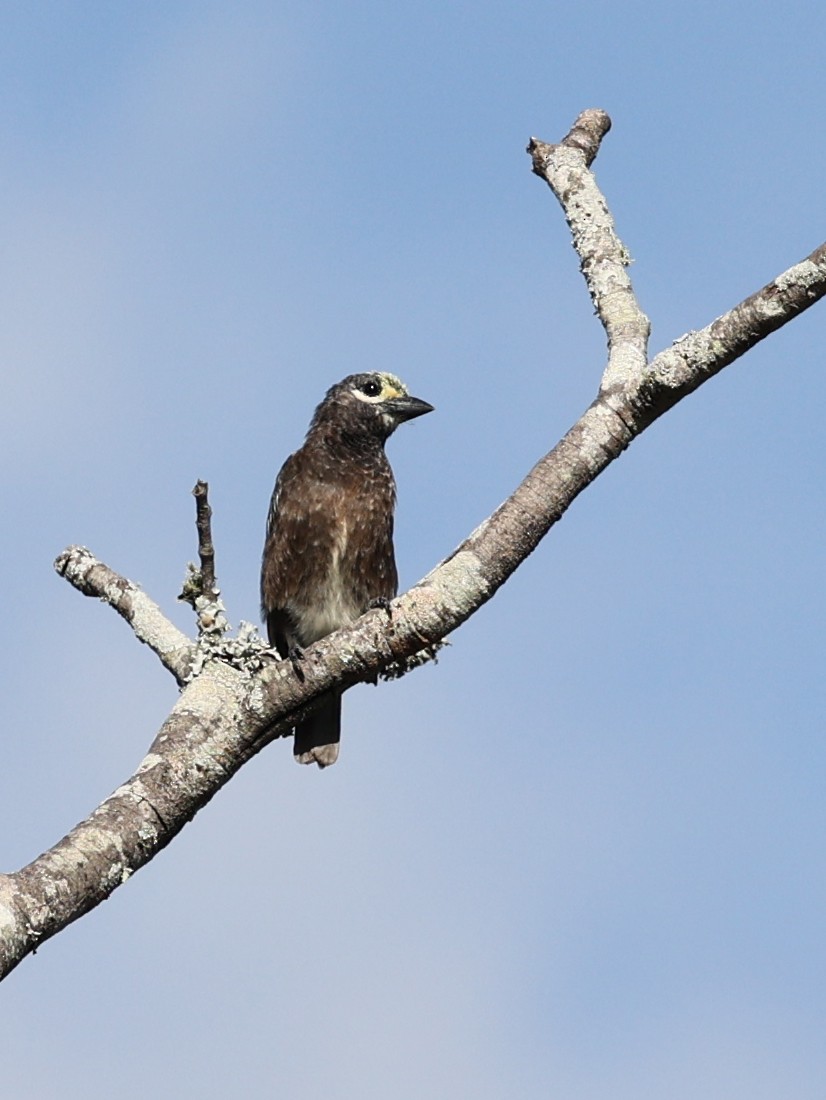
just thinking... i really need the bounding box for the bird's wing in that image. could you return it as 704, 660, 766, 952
260, 450, 344, 652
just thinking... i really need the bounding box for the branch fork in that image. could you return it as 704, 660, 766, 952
3, 108, 825, 982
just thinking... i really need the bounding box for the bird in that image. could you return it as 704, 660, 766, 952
261, 371, 433, 767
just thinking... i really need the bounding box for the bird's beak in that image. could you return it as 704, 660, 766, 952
387, 395, 434, 423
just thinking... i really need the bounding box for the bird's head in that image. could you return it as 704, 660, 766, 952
312, 372, 434, 442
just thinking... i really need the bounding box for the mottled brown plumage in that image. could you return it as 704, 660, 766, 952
261, 372, 433, 767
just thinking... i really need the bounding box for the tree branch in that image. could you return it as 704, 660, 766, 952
54, 545, 196, 685
529, 108, 651, 393
178, 481, 231, 639
192, 479, 217, 599
644, 243, 826, 408
4, 109, 825, 982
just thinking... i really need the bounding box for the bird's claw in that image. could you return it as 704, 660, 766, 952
368, 596, 393, 618
288, 645, 306, 681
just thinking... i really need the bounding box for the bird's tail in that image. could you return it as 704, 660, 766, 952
294, 692, 341, 768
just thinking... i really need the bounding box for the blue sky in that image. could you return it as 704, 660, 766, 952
2, 3, 825, 1097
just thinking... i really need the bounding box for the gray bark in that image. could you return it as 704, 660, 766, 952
2, 109, 824, 981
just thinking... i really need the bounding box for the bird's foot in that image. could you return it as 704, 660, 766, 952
368, 595, 393, 619
288, 645, 305, 681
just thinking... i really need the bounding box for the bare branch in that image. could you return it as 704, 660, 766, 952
193, 480, 217, 598
8, 109, 824, 982
644, 242, 826, 409
529, 108, 651, 391
178, 480, 231, 639
54, 546, 195, 684
0, 658, 255, 979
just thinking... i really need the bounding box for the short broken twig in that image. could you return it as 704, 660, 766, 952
193, 480, 217, 600
178, 480, 230, 638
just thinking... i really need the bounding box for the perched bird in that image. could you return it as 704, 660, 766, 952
261, 371, 433, 767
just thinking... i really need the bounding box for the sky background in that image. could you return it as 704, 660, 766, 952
2, 2, 825, 1097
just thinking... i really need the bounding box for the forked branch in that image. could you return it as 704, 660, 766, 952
2, 109, 824, 982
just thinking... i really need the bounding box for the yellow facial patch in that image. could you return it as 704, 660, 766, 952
376, 372, 407, 399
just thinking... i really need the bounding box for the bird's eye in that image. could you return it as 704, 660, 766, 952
361, 379, 382, 397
